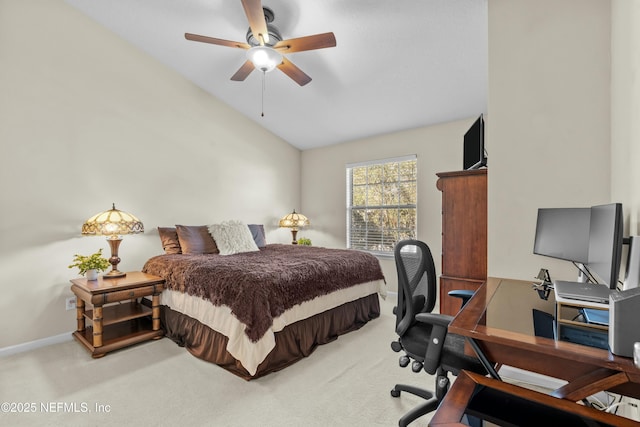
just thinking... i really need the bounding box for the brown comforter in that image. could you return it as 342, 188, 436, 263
142, 244, 384, 342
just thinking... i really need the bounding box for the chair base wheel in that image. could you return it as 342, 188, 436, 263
399, 355, 410, 368
391, 389, 401, 398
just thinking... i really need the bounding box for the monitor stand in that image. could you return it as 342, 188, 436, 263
623, 236, 640, 290
576, 263, 588, 283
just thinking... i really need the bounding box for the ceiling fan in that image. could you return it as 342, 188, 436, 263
185, 0, 336, 87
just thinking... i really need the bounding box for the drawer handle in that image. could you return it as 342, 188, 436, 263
129, 291, 135, 297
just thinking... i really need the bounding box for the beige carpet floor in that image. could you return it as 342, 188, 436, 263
0, 296, 440, 426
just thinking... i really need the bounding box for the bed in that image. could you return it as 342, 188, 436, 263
143, 223, 385, 380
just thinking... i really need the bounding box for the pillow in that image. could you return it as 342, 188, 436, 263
248, 224, 267, 248
175, 225, 219, 255
158, 227, 182, 254
208, 221, 260, 255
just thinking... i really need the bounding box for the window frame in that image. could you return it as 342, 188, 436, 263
346, 155, 418, 256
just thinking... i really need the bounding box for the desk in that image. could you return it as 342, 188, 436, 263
448, 277, 640, 404
430, 371, 640, 427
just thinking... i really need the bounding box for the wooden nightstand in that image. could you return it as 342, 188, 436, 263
70, 271, 165, 358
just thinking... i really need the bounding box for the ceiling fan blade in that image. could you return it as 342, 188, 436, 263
273, 32, 337, 53
231, 60, 255, 81
185, 33, 250, 49
277, 58, 312, 86
241, 0, 269, 45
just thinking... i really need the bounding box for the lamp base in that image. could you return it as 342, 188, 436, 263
104, 236, 126, 279
103, 269, 126, 279
290, 229, 298, 245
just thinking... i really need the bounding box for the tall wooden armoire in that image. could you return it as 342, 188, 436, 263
436, 169, 487, 316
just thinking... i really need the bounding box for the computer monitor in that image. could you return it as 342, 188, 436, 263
587, 203, 624, 290
533, 208, 591, 264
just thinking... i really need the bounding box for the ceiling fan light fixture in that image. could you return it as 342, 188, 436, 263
246, 46, 282, 72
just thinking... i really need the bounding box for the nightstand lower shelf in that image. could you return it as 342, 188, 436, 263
72, 317, 163, 358
84, 301, 153, 326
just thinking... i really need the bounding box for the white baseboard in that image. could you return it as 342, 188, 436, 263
0, 332, 73, 358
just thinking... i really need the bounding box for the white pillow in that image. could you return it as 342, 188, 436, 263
208, 221, 260, 255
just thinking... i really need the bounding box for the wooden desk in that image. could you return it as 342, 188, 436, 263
431, 370, 640, 427
448, 277, 640, 403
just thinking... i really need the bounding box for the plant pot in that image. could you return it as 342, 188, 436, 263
86, 269, 98, 281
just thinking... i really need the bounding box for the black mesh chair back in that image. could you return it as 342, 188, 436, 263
394, 239, 436, 340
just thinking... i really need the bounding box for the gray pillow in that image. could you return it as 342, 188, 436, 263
248, 224, 267, 248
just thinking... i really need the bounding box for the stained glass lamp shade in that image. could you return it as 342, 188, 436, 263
278, 210, 310, 244
82, 203, 144, 278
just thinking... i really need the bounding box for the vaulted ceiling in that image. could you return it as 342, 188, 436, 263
65, 0, 488, 150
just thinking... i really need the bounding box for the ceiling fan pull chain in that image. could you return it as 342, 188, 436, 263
261, 69, 266, 117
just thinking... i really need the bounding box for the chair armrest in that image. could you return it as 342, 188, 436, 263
448, 289, 475, 308
416, 313, 455, 374
415, 313, 454, 327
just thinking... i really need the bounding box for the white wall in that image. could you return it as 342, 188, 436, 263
300, 120, 475, 292
0, 0, 300, 348
487, 0, 613, 281
611, 0, 640, 237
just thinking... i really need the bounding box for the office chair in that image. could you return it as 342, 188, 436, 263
390, 239, 486, 427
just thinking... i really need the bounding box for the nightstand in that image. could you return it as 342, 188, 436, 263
70, 271, 165, 358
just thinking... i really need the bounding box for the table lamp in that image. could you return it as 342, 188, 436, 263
279, 210, 310, 244
81, 203, 144, 278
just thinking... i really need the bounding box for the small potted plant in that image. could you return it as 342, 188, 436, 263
297, 237, 312, 246
68, 249, 111, 281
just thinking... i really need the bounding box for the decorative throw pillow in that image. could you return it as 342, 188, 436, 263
175, 225, 219, 255
248, 224, 267, 248
208, 221, 260, 255
158, 227, 182, 254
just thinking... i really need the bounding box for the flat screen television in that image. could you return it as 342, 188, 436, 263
587, 203, 624, 290
533, 208, 591, 264
463, 114, 486, 170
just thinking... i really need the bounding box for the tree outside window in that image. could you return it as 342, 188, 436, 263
347, 156, 417, 254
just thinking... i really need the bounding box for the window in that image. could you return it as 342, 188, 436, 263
347, 155, 417, 255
